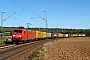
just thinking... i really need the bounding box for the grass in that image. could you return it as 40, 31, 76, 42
30, 42, 53, 60
0, 36, 12, 46
30, 49, 45, 60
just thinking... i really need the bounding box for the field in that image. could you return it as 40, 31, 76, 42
42, 37, 90, 60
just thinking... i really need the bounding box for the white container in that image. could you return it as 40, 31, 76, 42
46, 33, 51, 38
83, 34, 86, 36
64, 34, 69, 37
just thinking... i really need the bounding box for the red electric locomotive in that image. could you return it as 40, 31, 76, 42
12, 27, 34, 43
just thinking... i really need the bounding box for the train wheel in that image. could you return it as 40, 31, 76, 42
27, 40, 29, 43
16, 40, 19, 44
22, 41, 25, 44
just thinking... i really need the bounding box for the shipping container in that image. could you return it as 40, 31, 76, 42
46, 33, 51, 38
75, 34, 78, 37
64, 34, 68, 37
41, 32, 46, 39
82, 34, 86, 37
73, 34, 76, 37
79, 34, 83, 37
51, 33, 57, 38
57, 33, 64, 38
34, 30, 42, 40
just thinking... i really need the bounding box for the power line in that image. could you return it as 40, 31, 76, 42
16, 0, 48, 28
1, 12, 16, 32
0, 10, 25, 24
0, 3, 30, 24
3, 12, 25, 23
12, 0, 47, 28
0, 4, 14, 12
4, 12, 16, 21
0, 11, 24, 25
0, 4, 24, 18
13, 18, 25, 23
12, 0, 32, 18
0, 2, 31, 27
20, 0, 43, 18
20, 0, 46, 27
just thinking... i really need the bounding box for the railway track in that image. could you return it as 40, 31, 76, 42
0, 39, 51, 60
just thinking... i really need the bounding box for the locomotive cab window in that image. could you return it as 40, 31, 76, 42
13, 30, 22, 34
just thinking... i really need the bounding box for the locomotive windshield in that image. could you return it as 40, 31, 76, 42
13, 30, 22, 34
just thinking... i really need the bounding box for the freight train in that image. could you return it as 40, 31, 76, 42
4, 27, 86, 44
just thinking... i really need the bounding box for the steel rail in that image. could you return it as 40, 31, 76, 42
0, 40, 46, 60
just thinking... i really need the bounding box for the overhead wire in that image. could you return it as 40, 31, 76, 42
0, 1, 32, 27
20, 1, 45, 28
20, 0, 43, 19
3, 12, 16, 21
12, 0, 32, 18
0, 11, 24, 24
4, 13, 25, 24
20, 0, 45, 26
0, 3, 25, 23
0, 0, 44, 27
0, 4, 24, 18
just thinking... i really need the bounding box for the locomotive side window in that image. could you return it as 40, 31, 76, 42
13, 30, 22, 34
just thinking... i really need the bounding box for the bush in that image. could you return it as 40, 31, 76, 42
4, 32, 11, 36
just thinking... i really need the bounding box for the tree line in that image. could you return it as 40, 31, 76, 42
0, 27, 90, 37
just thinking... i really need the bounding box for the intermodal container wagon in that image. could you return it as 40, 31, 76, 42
51, 33, 57, 38
64, 34, 69, 37
41, 32, 46, 39
46, 33, 51, 38
34, 30, 42, 40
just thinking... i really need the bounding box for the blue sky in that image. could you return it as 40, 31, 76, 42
0, 0, 90, 29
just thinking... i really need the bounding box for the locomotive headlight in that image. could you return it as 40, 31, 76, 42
13, 35, 15, 36
19, 35, 21, 37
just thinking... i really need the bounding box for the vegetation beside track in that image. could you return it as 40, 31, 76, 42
30, 41, 54, 60
0, 36, 12, 46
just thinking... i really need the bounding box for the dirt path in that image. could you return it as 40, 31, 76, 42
44, 37, 90, 60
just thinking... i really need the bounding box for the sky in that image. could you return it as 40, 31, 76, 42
0, 0, 90, 29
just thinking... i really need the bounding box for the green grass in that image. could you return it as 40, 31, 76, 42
0, 36, 12, 46
30, 48, 46, 60
30, 42, 53, 60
